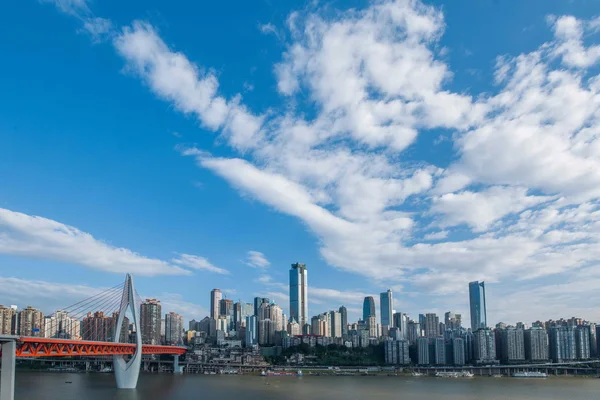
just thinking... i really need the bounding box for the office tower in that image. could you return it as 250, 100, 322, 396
474, 328, 497, 363
384, 339, 410, 365
140, 298, 162, 345
287, 318, 301, 336
18, 306, 44, 337
233, 302, 242, 330
253, 297, 270, 317
417, 336, 430, 365
219, 299, 233, 317
258, 302, 270, 321
44, 311, 81, 340
289, 263, 308, 327
407, 321, 421, 344
524, 327, 549, 362
210, 289, 222, 320
497, 327, 525, 363
380, 289, 393, 329
549, 326, 576, 362
339, 306, 348, 337
165, 312, 184, 346
270, 303, 284, 332
329, 311, 342, 338
424, 313, 440, 338
469, 281, 487, 330
0, 305, 16, 335
363, 296, 376, 321
245, 315, 257, 346
575, 326, 591, 360
453, 337, 466, 365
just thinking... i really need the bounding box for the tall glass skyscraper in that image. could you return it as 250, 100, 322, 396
363, 296, 376, 321
380, 289, 393, 328
210, 289, 222, 320
469, 281, 487, 330
289, 262, 308, 327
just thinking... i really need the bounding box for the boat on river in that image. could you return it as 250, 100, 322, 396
512, 371, 548, 378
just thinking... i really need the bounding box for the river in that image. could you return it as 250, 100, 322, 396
11, 372, 600, 399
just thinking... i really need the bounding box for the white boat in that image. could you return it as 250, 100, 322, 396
512, 371, 548, 378
411, 372, 424, 377
435, 371, 474, 378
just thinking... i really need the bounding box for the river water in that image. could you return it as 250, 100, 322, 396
12, 372, 600, 400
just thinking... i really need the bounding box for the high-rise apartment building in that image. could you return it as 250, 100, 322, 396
287, 319, 301, 336
417, 336, 430, 365
384, 339, 410, 365
424, 313, 440, 338
469, 281, 487, 330
524, 327, 549, 362
140, 298, 162, 345
407, 321, 421, 344
380, 289, 393, 329
453, 337, 466, 365
245, 315, 258, 346
82, 311, 112, 341
0, 305, 16, 335
289, 263, 308, 327
270, 303, 284, 332
165, 312, 183, 346
18, 306, 44, 337
329, 311, 342, 338
393, 312, 408, 339
253, 297, 270, 317
549, 326, 576, 362
210, 289, 222, 320
474, 328, 497, 363
497, 327, 525, 363
445, 311, 462, 330
44, 311, 81, 340
367, 315, 378, 338
339, 306, 348, 337
363, 296, 376, 321
575, 325, 591, 360
432, 337, 446, 365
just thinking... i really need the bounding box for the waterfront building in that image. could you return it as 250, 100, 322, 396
575, 325, 591, 360
0, 305, 16, 335
469, 281, 487, 330
363, 296, 376, 321
524, 327, 549, 362
417, 337, 430, 365
380, 289, 393, 330
165, 312, 183, 346
210, 289, 222, 320
289, 263, 308, 327
497, 327, 525, 363
588, 323, 597, 357
339, 306, 348, 337
18, 306, 44, 337
258, 319, 274, 345
549, 326, 576, 362
432, 337, 446, 365
474, 328, 497, 363
453, 337, 465, 365
384, 339, 410, 365
462, 330, 474, 363
424, 313, 440, 338
140, 298, 162, 345
245, 315, 257, 346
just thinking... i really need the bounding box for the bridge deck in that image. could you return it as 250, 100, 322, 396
0, 337, 186, 357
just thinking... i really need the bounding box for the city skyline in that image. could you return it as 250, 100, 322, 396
2, 0, 600, 327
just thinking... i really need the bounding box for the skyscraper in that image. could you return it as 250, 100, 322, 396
140, 298, 162, 345
0, 305, 16, 335
219, 298, 233, 316
524, 327, 549, 362
380, 289, 393, 329
363, 296, 376, 321
474, 328, 497, 363
253, 297, 270, 317
165, 312, 183, 346
469, 281, 487, 330
210, 289, 222, 320
339, 306, 348, 337
289, 262, 308, 327
18, 306, 44, 337
424, 313, 440, 338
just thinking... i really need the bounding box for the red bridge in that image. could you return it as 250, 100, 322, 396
0, 274, 187, 400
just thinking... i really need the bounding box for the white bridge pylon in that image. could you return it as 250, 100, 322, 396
113, 273, 142, 389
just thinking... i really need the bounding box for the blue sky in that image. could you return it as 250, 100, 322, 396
1, 0, 600, 327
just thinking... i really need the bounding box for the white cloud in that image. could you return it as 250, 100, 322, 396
0, 208, 190, 276
171, 253, 229, 275
41, 0, 90, 16
245, 251, 270, 268
81, 17, 113, 43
